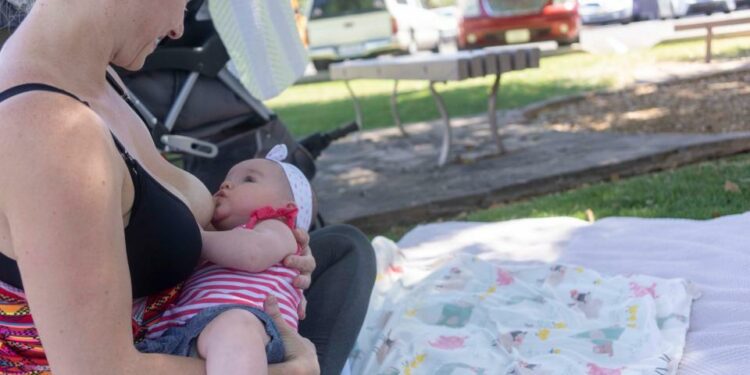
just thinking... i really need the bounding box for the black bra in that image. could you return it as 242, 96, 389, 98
0, 73, 202, 298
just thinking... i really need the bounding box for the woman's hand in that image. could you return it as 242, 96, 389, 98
265, 296, 320, 375
283, 228, 316, 319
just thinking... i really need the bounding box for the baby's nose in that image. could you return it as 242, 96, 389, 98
219, 181, 233, 190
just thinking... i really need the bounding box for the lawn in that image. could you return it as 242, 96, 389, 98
381, 153, 750, 240
267, 36, 750, 137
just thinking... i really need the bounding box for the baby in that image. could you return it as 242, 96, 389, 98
136, 144, 314, 375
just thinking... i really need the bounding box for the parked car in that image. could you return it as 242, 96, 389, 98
579, 0, 676, 24
579, 0, 634, 24
457, 0, 581, 49
388, 0, 459, 53
671, 0, 736, 16
304, 0, 402, 71
633, 0, 676, 19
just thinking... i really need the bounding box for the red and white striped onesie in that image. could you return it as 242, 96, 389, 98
147, 206, 302, 338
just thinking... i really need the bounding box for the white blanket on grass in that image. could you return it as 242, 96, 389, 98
350, 214, 750, 374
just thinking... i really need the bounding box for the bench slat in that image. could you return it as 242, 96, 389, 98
330, 47, 540, 82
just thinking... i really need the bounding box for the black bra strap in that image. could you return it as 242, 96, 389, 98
0, 83, 90, 106
105, 71, 127, 97
0, 80, 140, 172
104, 70, 153, 132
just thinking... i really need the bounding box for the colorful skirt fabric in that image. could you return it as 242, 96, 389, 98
0, 281, 182, 374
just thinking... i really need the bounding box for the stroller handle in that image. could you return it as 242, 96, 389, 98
299, 121, 359, 160
161, 135, 219, 158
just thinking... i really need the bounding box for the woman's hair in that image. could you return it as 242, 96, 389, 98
0, 0, 34, 29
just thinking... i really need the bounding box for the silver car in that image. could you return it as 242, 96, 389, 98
579, 0, 635, 24
671, 0, 736, 16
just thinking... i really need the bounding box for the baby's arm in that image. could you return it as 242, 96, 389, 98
201, 220, 297, 272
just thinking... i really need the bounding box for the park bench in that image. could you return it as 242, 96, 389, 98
674, 15, 750, 63
329, 46, 541, 167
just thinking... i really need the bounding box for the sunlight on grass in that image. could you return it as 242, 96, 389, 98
267, 36, 750, 137
467, 153, 750, 223
376, 153, 750, 241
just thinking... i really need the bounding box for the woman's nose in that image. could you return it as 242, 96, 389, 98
168, 23, 184, 40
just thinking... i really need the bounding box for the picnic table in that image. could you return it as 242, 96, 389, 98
330, 46, 541, 166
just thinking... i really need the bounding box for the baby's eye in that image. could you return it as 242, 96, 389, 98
244, 176, 255, 183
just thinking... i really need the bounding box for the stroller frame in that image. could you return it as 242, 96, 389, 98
121, 0, 273, 159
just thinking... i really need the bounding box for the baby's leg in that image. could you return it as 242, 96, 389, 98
196, 308, 270, 375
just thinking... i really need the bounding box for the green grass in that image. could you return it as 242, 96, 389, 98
267, 36, 750, 137
380, 153, 750, 240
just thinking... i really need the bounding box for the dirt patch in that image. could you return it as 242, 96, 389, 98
529, 69, 750, 134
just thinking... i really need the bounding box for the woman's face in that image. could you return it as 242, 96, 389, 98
112, 0, 189, 70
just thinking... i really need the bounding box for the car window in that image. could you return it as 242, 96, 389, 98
420, 0, 457, 8
485, 0, 549, 14
310, 0, 387, 19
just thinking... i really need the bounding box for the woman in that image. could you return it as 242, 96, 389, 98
0, 0, 376, 374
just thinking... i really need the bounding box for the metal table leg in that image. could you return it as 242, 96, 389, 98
429, 81, 452, 167
344, 80, 363, 132
488, 73, 506, 154
390, 80, 410, 137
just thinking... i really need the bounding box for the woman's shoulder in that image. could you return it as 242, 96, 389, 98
0, 89, 119, 178
1, 86, 108, 145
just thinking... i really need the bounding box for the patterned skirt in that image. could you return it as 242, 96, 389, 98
0, 281, 182, 374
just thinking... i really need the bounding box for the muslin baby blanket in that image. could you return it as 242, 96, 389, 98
350, 236, 699, 375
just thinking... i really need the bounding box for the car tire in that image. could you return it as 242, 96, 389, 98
408, 31, 419, 54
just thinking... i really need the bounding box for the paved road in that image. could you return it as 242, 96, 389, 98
579, 9, 750, 54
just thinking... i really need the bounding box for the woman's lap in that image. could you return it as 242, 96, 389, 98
301, 224, 376, 375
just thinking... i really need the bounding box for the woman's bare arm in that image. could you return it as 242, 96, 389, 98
0, 96, 206, 375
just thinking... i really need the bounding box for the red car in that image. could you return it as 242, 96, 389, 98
458, 0, 580, 49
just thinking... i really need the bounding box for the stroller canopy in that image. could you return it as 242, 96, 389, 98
208, 0, 309, 100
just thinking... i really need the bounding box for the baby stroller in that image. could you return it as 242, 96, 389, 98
115, 0, 357, 193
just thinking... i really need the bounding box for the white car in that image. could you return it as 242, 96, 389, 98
579, 0, 635, 24
388, 0, 459, 53
304, 0, 402, 71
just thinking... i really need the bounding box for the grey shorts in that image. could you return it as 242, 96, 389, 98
135, 304, 285, 363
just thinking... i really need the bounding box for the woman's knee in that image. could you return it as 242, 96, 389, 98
313, 224, 376, 278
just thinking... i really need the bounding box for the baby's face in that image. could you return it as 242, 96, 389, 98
211, 159, 293, 230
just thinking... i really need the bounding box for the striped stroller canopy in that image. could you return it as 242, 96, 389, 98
208, 0, 309, 100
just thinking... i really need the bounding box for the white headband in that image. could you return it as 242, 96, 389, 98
265, 144, 313, 230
